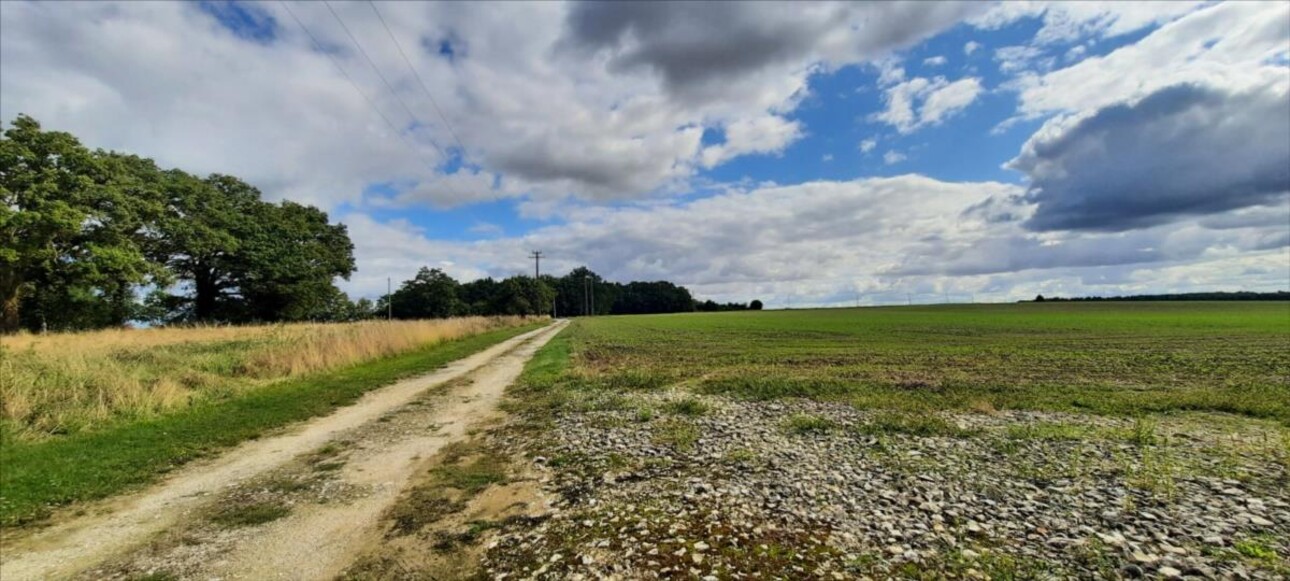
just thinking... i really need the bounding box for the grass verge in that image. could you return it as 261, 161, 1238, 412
0, 322, 543, 528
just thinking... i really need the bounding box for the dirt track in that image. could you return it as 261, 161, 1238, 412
0, 321, 565, 581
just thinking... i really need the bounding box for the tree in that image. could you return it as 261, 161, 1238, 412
390, 267, 461, 319
153, 174, 354, 323
1034, 294, 1046, 302
1, 115, 167, 332
749, 299, 763, 310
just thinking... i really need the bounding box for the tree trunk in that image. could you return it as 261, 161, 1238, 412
194, 268, 217, 321
1, 266, 21, 334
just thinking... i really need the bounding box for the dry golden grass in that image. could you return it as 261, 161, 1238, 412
0, 317, 533, 441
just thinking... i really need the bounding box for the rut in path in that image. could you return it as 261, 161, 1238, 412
0, 321, 566, 581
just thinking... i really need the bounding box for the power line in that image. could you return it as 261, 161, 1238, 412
322, 1, 451, 162
279, 1, 429, 164
366, 0, 470, 157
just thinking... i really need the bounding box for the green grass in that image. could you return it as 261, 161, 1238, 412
558, 303, 1289, 423
0, 323, 543, 528
782, 413, 838, 435
208, 501, 292, 528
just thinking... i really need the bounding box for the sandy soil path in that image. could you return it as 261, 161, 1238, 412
0, 321, 565, 581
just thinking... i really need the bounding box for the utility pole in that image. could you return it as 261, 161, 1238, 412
583, 274, 589, 317
530, 250, 543, 279
906, 292, 912, 306
387, 277, 392, 320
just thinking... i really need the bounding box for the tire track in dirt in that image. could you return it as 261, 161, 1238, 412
0, 321, 565, 581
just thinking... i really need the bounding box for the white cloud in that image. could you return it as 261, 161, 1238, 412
1010, 2, 1289, 118
923, 55, 947, 67
0, 1, 982, 209
340, 175, 1288, 307
859, 138, 878, 153
882, 150, 906, 165
873, 76, 983, 133
700, 115, 803, 168
972, 1, 1205, 45
964, 41, 981, 55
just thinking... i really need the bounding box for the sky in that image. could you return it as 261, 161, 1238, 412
2, 1, 1287, 308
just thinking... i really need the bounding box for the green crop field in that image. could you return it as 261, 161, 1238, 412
491, 301, 1290, 578
553, 301, 1290, 422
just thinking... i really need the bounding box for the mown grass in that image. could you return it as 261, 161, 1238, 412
0, 323, 544, 527
562, 303, 1290, 424
1, 316, 534, 441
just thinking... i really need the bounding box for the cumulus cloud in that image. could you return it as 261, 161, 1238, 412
340, 175, 1288, 307
562, 2, 982, 104
923, 55, 947, 67
1009, 81, 1290, 232
964, 41, 981, 55
1010, 2, 1290, 117
972, 1, 1204, 45
874, 76, 983, 133
0, 1, 987, 207
700, 115, 803, 168
882, 150, 906, 165
859, 138, 878, 153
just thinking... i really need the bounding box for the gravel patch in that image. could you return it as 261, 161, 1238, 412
483, 395, 1289, 579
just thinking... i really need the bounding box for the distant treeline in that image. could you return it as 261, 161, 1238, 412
1032, 291, 1290, 302
1, 115, 756, 333
382, 266, 761, 319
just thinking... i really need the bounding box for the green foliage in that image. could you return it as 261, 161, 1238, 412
0, 115, 358, 331
0, 115, 168, 332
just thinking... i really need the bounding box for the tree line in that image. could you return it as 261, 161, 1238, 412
1, 115, 759, 333
381, 265, 761, 319
1032, 291, 1289, 303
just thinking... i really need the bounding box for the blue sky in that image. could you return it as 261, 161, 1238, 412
3, 1, 1287, 306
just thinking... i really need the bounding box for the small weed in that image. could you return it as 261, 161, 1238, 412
855, 411, 973, 438
432, 455, 509, 494
1126, 417, 1159, 446
1235, 538, 1279, 561
662, 397, 710, 416
653, 419, 699, 451
209, 501, 291, 528
634, 407, 655, 422
782, 414, 837, 435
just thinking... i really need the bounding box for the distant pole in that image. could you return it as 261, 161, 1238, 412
387, 277, 392, 320
530, 250, 543, 279
944, 291, 950, 304
583, 275, 589, 317
590, 277, 595, 316
906, 293, 912, 306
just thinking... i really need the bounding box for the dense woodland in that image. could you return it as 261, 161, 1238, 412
0, 115, 756, 333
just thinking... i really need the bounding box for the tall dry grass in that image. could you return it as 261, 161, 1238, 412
0, 316, 534, 441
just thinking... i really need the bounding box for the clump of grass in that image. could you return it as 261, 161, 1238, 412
782, 414, 838, 435
855, 411, 974, 438
724, 448, 758, 463
1, 316, 533, 441
1126, 417, 1159, 446
1234, 538, 1279, 561
431, 455, 509, 494
634, 407, 655, 422
662, 397, 709, 416
209, 501, 291, 528
652, 419, 699, 451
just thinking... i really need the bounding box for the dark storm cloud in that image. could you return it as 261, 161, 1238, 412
1009, 82, 1290, 232
562, 1, 982, 103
